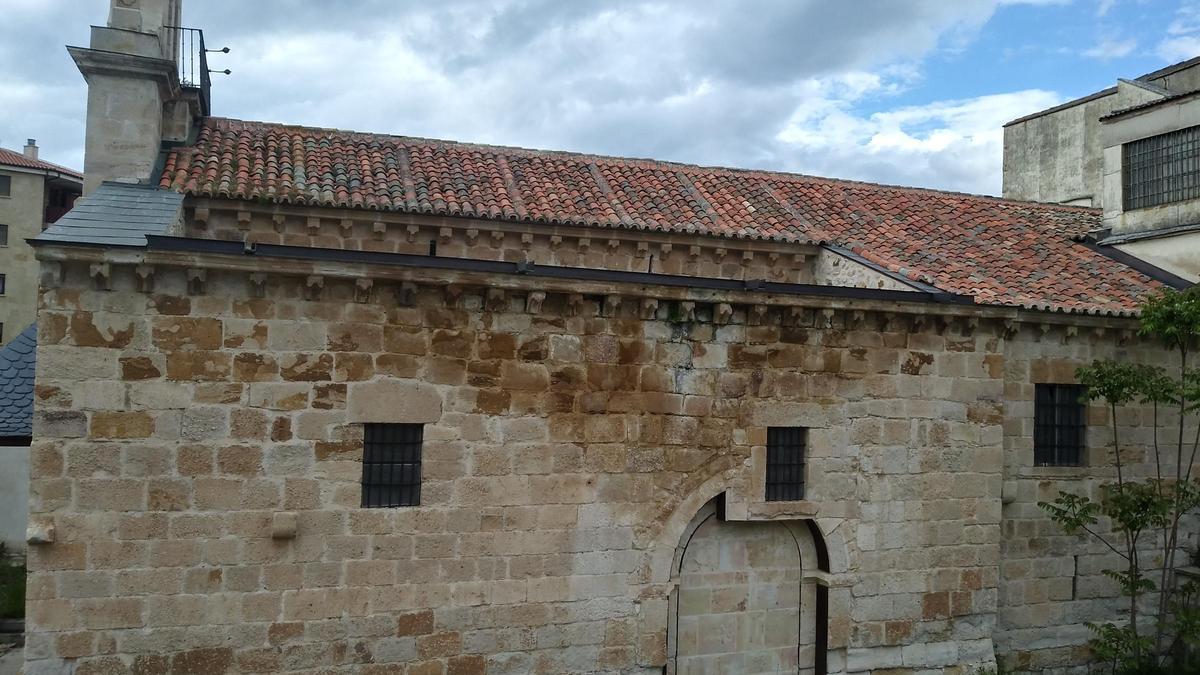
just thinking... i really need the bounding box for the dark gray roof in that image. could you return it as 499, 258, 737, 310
0, 324, 36, 438
35, 182, 183, 247
1004, 55, 1200, 127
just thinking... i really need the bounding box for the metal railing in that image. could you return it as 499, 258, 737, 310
165, 26, 228, 116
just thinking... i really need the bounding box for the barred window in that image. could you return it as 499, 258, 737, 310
361, 423, 423, 508
1123, 126, 1200, 210
766, 427, 806, 501
1034, 384, 1086, 467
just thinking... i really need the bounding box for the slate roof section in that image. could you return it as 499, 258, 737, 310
0, 148, 83, 180
157, 117, 1163, 315
36, 182, 183, 247
0, 324, 36, 438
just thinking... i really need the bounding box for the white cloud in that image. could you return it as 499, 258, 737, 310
0, 0, 1068, 196
1158, 35, 1200, 61
1083, 36, 1138, 60
776, 89, 1062, 194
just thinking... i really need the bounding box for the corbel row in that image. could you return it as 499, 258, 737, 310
190, 206, 812, 271
58, 260, 1140, 343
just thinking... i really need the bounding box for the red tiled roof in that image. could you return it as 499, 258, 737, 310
160, 117, 1164, 316
0, 148, 82, 180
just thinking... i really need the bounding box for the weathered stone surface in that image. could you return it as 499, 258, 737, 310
345, 379, 442, 423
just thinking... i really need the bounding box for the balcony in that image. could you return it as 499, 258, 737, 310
165, 26, 214, 116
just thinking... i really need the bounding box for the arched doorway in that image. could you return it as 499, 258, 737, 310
669, 499, 819, 674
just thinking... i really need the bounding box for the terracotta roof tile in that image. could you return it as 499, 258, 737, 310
161, 117, 1163, 315
0, 148, 82, 179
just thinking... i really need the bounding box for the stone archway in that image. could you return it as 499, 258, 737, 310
667, 499, 818, 675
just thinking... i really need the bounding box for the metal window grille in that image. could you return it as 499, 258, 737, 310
1123, 125, 1200, 210
766, 427, 806, 501
1034, 384, 1086, 467
361, 423, 423, 508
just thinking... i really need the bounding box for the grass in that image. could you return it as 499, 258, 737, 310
0, 544, 24, 620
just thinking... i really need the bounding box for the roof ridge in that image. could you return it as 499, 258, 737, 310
0, 147, 83, 179
202, 117, 1100, 215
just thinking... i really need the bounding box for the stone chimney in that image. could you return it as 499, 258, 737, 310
69, 0, 197, 195
23, 140, 38, 161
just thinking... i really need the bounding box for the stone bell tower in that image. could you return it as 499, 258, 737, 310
69, 0, 199, 195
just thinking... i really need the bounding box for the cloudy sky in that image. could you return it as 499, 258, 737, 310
0, 0, 1193, 195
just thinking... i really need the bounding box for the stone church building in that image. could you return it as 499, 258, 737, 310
20, 1, 1197, 674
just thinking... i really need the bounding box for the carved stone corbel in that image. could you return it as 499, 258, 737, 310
304, 275, 324, 301
440, 227, 454, 244
689, 245, 701, 260
640, 298, 659, 320
354, 279, 373, 304
520, 233, 534, 250
444, 284, 464, 307
485, 288, 508, 313
271, 214, 287, 233
406, 225, 421, 243
635, 242, 649, 258
602, 295, 622, 318
237, 211, 252, 231
526, 291, 547, 314
820, 308, 836, 329
749, 305, 769, 326
678, 301, 697, 322
466, 229, 480, 246
306, 217, 321, 235
397, 281, 418, 306
549, 235, 563, 249
340, 219, 354, 236
578, 238, 591, 252
490, 231, 505, 248
249, 273, 268, 299
714, 303, 734, 325
373, 221, 387, 239
134, 265, 155, 293
660, 243, 673, 257
187, 268, 207, 296
742, 250, 755, 264
567, 294, 585, 316
89, 263, 111, 291
193, 207, 210, 228
39, 262, 64, 289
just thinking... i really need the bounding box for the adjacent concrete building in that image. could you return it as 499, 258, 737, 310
1004, 57, 1200, 282
0, 144, 81, 347
18, 2, 1197, 674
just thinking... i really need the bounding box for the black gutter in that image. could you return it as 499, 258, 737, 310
1083, 241, 1194, 290
144, 236, 975, 306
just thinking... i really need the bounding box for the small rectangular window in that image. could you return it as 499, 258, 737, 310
361, 423, 423, 508
0, 224, 9, 246
766, 427, 806, 501
0, 275, 7, 295
1035, 384, 1087, 466
0, 175, 9, 198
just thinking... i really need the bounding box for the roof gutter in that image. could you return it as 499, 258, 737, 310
144, 235, 975, 306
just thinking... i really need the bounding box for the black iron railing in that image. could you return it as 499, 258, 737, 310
165, 26, 227, 116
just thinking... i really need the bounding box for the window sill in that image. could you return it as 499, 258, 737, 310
1016, 466, 1101, 480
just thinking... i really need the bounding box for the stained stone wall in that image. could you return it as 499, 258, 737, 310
21, 237, 1169, 674
995, 330, 1194, 674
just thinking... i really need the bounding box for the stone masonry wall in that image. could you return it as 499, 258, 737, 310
997, 329, 1195, 674
22, 248, 1155, 674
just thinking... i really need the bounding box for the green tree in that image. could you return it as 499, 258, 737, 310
1040, 287, 1200, 674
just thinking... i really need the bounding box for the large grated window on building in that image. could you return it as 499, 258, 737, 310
1123, 125, 1200, 211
